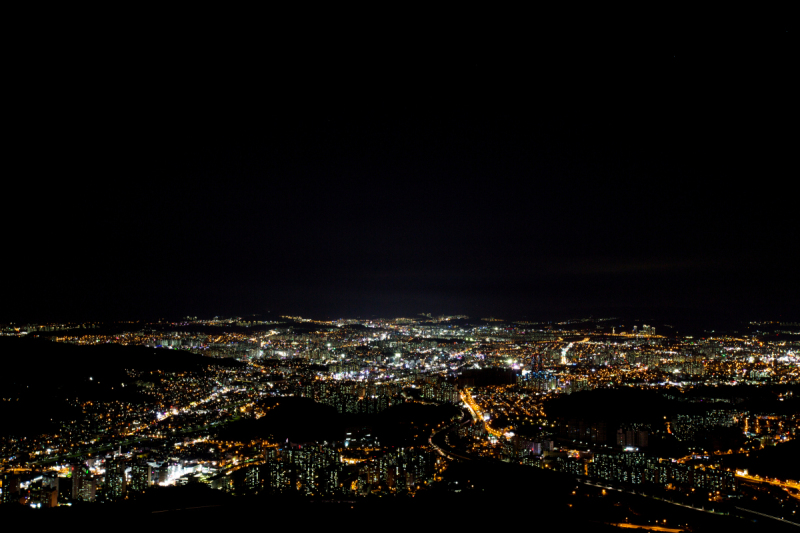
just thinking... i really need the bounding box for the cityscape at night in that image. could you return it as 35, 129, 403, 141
2, 20, 795, 530
2, 315, 799, 529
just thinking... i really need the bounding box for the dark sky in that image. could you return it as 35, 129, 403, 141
4, 26, 796, 324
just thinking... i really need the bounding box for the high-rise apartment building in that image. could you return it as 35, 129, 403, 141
130, 462, 152, 492
105, 459, 127, 500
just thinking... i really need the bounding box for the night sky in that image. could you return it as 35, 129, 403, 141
4, 26, 795, 324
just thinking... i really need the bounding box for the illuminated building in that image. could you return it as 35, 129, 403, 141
244, 465, 260, 491
130, 462, 152, 492
263, 443, 341, 496
71, 464, 96, 502
105, 459, 127, 500
0, 473, 20, 505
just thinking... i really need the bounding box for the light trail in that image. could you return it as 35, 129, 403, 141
460, 389, 504, 438
609, 523, 684, 532
736, 472, 800, 492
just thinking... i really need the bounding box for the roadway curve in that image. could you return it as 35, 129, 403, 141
429, 408, 475, 461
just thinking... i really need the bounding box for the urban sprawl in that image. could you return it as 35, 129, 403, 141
1, 315, 799, 521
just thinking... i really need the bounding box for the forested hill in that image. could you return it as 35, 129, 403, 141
0, 336, 243, 437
